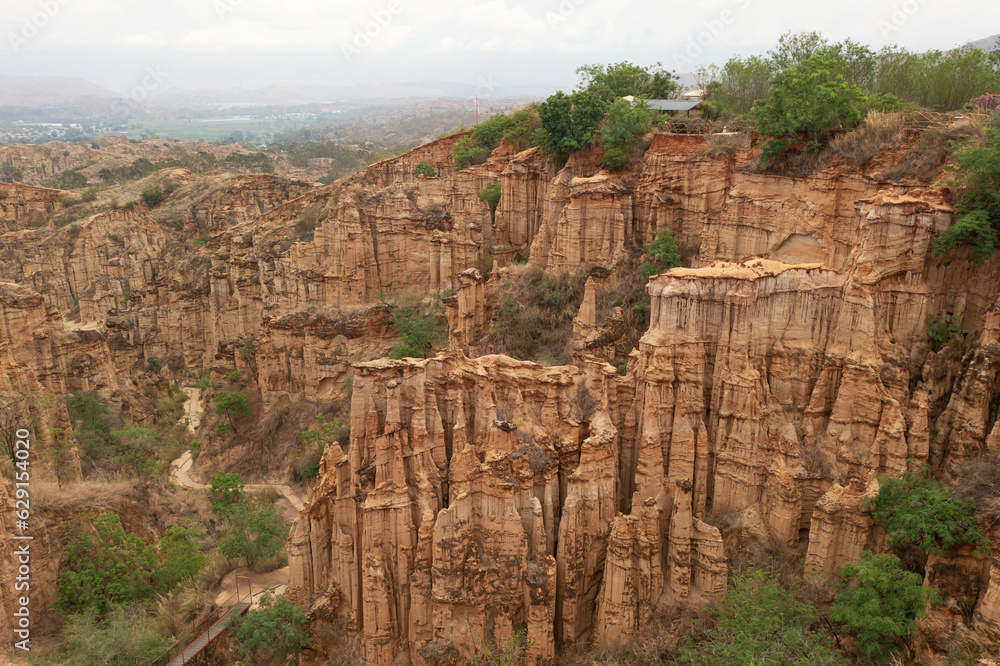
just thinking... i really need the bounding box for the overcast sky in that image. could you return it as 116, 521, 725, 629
1, 0, 997, 95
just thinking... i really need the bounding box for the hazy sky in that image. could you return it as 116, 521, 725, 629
1, 0, 997, 95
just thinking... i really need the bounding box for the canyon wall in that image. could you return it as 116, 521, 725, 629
287, 137, 1000, 663
5, 131, 1000, 660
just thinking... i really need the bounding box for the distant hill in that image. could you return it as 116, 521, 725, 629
147, 81, 552, 109
0, 76, 119, 106
970, 34, 999, 50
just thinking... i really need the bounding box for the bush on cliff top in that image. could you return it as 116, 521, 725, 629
932, 126, 1000, 263
749, 54, 869, 162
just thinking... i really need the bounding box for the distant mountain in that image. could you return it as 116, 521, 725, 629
970, 34, 999, 50
0, 76, 119, 106
147, 81, 552, 109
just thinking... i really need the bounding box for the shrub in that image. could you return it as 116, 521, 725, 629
472, 113, 516, 150
831, 551, 938, 663
970, 93, 1000, 111
140, 185, 164, 208
80, 187, 99, 203
478, 267, 588, 364
599, 98, 651, 171
867, 465, 988, 555
639, 229, 682, 276
210, 471, 245, 512
932, 127, 1000, 262
677, 568, 845, 665
295, 206, 322, 240
58, 603, 171, 665
926, 313, 966, 351
214, 390, 251, 433
451, 136, 489, 170
232, 592, 309, 665
469, 629, 532, 666
57, 513, 204, 615
412, 160, 435, 177
219, 498, 290, 567
389, 299, 446, 359
537, 90, 607, 166
476, 182, 501, 225
749, 55, 869, 161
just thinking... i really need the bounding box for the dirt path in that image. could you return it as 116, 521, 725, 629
182, 386, 202, 436
172, 388, 305, 608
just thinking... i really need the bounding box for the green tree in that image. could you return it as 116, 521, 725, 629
412, 160, 436, 177
451, 136, 489, 170
214, 390, 250, 434
676, 568, 845, 665
57, 513, 202, 615
389, 299, 446, 359
109, 425, 161, 475
231, 592, 309, 665
210, 471, 245, 513
867, 465, 989, 555
472, 113, 516, 150
749, 55, 869, 160
537, 90, 607, 166
932, 128, 1000, 262
297, 413, 345, 480
698, 55, 778, 115
640, 229, 682, 276
576, 61, 678, 101
831, 552, 938, 663
140, 184, 164, 208
66, 391, 115, 461
599, 98, 651, 170
219, 498, 291, 567
58, 603, 171, 666
476, 182, 501, 225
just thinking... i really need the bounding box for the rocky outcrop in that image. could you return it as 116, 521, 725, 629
0, 282, 117, 394
0, 183, 64, 233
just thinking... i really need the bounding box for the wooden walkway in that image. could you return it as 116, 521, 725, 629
162, 601, 250, 665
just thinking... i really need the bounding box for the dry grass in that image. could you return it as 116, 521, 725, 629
558, 604, 706, 665
200, 551, 241, 591
249, 547, 288, 574
877, 131, 950, 182
956, 450, 1000, 531
939, 115, 987, 143
830, 112, 906, 166
31, 477, 138, 512
475, 264, 589, 365
702, 132, 751, 158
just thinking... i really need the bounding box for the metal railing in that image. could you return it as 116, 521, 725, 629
145, 575, 252, 666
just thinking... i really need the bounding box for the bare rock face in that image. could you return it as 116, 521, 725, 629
290, 150, 1000, 662
0, 282, 117, 394
0, 183, 65, 233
